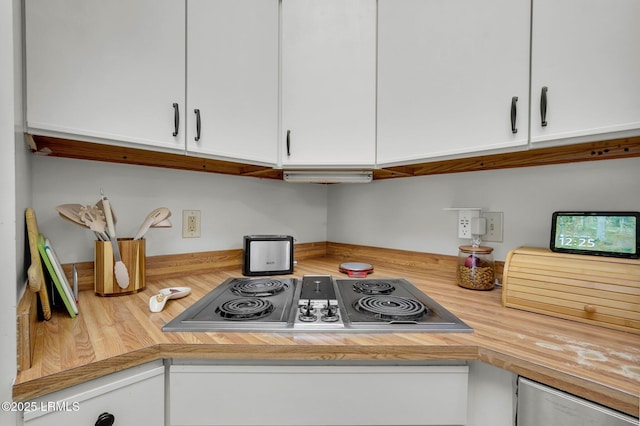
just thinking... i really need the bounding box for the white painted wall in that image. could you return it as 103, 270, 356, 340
3, 0, 26, 424
31, 156, 328, 263
328, 157, 640, 261
31, 155, 640, 265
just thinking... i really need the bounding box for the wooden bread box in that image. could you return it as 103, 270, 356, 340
502, 247, 640, 334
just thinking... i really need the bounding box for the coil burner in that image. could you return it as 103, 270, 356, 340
355, 295, 427, 322
215, 298, 275, 320
352, 280, 396, 295
230, 278, 289, 297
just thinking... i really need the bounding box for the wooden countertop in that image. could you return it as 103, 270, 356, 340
13, 254, 640, 417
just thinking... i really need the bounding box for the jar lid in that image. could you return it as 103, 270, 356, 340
459, 245, 494, 254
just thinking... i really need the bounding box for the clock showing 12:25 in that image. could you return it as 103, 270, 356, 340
556, 234, 596, 248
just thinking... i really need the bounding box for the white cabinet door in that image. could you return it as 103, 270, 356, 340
281, 0, 377, 167
530, 0, 640, 144
186, 0, 279, 165
377, 0, 530, 166
466, 361, 516, 426
25, 0, 186, 151
22, 362, 164, 426
170, 364, 469, 425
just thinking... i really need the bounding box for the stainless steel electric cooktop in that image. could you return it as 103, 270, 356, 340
163, 275, 472, 333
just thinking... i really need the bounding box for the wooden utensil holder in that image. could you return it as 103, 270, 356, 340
95, 238, 146, 296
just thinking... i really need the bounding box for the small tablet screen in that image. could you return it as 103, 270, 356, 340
550, 211, 639, 259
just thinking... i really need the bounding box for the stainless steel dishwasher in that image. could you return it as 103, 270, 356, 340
517, 377, 639, 426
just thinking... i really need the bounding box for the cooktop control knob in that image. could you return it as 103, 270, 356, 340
321, 299, 340, 322
293, 275, 345, 329
299, 300, 317, 322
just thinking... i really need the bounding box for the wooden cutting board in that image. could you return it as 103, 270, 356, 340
25, 208, 51, 320
20, 208, 51, 371
16, 289, 37, 371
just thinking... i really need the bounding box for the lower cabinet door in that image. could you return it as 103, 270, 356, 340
22, 361, 164, 426
170, 363, 469, 425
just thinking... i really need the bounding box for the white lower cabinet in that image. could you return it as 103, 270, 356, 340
466, 361, 516, 426
21, 361, 164, 426
18, 360, 517, 426
169, 363, 469, 426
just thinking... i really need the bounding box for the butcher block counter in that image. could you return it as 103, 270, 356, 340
13, 245, 640, 417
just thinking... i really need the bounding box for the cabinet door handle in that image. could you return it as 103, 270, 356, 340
172, 103, 180, 137
510, 96, 518, 134
194, 109, 201, 141
95, 412, 115, 426
540, 86, 548, 127
286, 129, 291, 156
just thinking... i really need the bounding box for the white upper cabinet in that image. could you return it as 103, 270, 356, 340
530, 0, 640, 145
186, 0, 279, 165
26, 0, 636, 171
377, 0, 530, 166
25, 0, 186, 152
281, 0, 377, 167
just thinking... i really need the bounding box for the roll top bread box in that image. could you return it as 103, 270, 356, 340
502, 247, 640, 334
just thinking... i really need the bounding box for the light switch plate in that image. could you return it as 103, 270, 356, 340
483, 211, 503, 242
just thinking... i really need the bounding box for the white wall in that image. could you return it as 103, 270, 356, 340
32, 155, 640, 265
32, 156, 328, 263
327, 157, 640, 261
3, 0, 25, 424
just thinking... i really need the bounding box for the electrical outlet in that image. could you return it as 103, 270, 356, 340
483, 211, 504, 242
458, 210, 480, 239
182, 210, 201, 238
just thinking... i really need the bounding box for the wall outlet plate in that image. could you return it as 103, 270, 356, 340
182, 210, 201, 238
483, 211, 503, 242
458, 210, 481, 239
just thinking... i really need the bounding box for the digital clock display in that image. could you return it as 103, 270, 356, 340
550, 211, 639, 258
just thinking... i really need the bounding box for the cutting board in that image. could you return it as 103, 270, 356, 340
19, 208, 51, 372
25, 208, 51, 320
16, 289, 37, 371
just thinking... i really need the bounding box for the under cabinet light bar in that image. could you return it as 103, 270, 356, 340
283, 170, 373, 184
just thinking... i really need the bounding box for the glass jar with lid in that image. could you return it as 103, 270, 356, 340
456, 245, 495, 290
